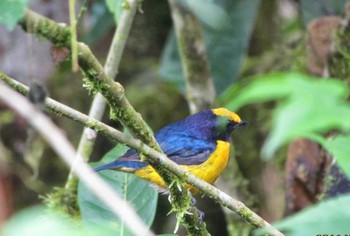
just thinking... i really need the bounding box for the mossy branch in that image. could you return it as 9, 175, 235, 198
19, 9, 205, 234
19, 9, 160, 151
1, 72, 284, 236
66, 0, 139, 191
168, 0, 215, 113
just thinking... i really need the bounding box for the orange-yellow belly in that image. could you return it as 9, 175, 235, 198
134, 141, 230, 193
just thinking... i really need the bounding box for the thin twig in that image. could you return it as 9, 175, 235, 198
0, 82, 154, 236
76, 0, 89, 25
0, 73, 284, 236
69, 0, 79, 72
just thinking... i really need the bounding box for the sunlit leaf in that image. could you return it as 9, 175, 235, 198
262, 78, 350, 158
271, 195, 350, 236
223, 73, 350, 158
1, 206, 113, 236
323, 134, 350, 179
226, 73, 348, 110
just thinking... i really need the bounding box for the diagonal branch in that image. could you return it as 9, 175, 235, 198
0, 72, 284, 236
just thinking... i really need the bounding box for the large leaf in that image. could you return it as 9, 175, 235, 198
180, 0, 231, 30
300, 0, 347, 25
322, 134, 350, 179
105, 0, 123, 23
223, 73, 350, 158
1, 206, 113, 236
225, 73, 348, 110
269, 195, 350, 235
0, 0, 28, 30
159, 0, 260, 94
262, 77, 350, 158
83, 2, 115, 46
78, 145, 158, 235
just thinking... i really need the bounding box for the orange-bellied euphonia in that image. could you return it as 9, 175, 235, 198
94, 108, 247, 192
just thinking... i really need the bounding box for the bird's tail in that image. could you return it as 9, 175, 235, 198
94, 160, 147, 173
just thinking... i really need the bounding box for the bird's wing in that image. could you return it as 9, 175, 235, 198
95, 132, 216, 172
158, 133, 216, 165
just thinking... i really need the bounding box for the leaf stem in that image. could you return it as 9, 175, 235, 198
69, 0, 79, 72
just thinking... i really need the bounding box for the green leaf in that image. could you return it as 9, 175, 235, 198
0, 0, 29, 30
262, 77, 350, 158
270, 195, 350, 236
223, 73, 350, 158
159, 0, 260, 94
225, 73, 303, 110
159, 31, 186, 92
101, 144, 129, 163
225, 73, 349, 110
78, 145, 158, 235
180, 0, 231, 30
1, 206, 113, 236
300, 0, 347, 25
83, 2, 115, 45
105, 0, 123, 23
323, 134, 350, 179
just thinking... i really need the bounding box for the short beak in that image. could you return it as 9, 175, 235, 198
228, 120, 248, 131
236, 120, 248, 128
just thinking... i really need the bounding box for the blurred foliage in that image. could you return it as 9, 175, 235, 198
322, 135, 350, 179
0, 0, 28, 30
105, 0, 123, 23
272, 195, 350, 235
0, 111, 14, 125
224, 73, 350, 171
126, 74, 188, 131
159, 0, 260, 94
300, 0, 348, 25
227, 74, 350, 157
83, 1, 115, 46
1, 206, 115, 236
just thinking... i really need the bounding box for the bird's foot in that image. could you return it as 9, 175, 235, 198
193, 207, 205, 222
168, 192, 205, 223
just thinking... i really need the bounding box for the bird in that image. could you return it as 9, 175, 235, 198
94, 108, 247, 193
